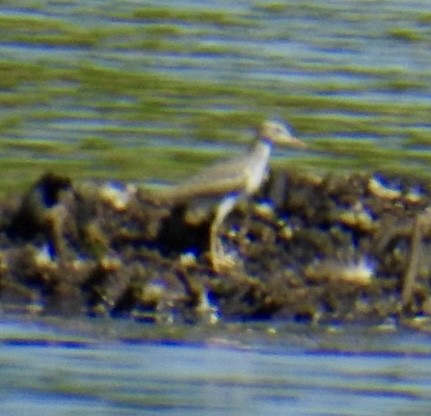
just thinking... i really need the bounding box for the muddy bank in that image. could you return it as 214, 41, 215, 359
0, 170, 430, 327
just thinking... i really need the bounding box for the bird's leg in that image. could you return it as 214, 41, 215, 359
237, 199, 251, 254
209, 195, 237, 272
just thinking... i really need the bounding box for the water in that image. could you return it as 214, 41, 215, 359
1, 1, 431, 414
0, 0, 430, 189
1, 319, 431, 415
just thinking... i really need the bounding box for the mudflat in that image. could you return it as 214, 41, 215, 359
0, 170, 430, 329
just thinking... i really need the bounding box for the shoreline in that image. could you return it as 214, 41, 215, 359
0, 170, 430, 328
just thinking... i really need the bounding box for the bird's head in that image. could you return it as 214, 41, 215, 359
258, 120, 307, 149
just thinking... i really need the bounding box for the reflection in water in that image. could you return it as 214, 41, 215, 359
0, 320, 431, 415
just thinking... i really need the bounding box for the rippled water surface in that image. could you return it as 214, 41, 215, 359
0, 0, 430, 191
1, 1, 431, 414
1, 319, 431, 416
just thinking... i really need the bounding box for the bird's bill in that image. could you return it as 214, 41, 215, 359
284, 135, 307, 149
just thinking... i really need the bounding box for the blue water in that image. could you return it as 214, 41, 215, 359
0, 0, 430, 149
1, 1, 431, 414
1, 319, 431, 415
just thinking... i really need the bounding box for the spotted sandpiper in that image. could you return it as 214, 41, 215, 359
148, 120, 307, 271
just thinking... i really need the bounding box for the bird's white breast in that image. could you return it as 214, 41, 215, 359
245, 141, 271, 194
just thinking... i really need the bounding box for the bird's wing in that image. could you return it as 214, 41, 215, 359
155, 174, 247, 203
145, 155, 250, 205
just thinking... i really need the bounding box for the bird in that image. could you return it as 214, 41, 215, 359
146, 119, 307, 272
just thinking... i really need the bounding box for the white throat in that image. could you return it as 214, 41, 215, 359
244, 140, 272, 194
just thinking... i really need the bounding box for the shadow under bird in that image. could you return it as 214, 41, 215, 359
147, 120, 307, 272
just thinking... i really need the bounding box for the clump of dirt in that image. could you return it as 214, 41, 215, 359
1, 170, 431, 326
